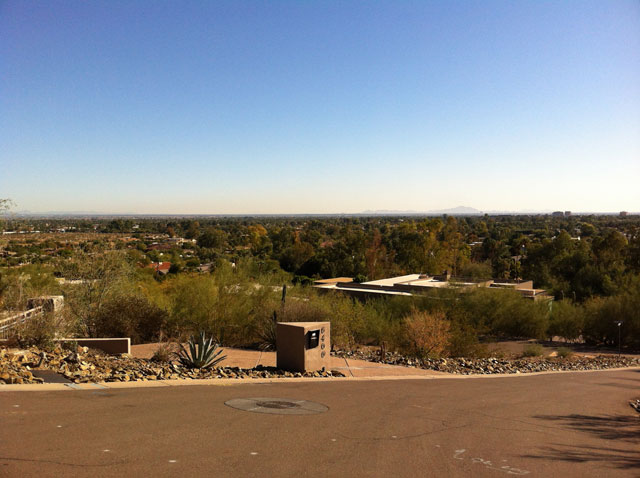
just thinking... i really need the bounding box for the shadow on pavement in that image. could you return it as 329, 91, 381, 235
532, 413, 639, 442
524, 444, 640, 470
524, 414, 640, 470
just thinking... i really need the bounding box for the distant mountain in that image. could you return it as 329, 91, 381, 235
362, 206, 483, 216
361, 209, 422, 215
427, 206, 483, 215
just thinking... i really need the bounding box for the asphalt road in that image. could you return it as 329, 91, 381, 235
2, 369, 639, 477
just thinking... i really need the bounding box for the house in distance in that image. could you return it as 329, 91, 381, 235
314, 273, 549, 301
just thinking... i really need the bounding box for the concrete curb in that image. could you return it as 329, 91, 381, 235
2, 365, 639, 392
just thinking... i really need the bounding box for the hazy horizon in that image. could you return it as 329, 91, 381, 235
2, 1, 639, 214
5, 206, 638, 217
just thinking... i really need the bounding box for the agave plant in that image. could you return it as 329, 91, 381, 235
176, 332, 227, 369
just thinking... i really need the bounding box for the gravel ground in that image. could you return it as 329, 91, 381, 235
0, 346, 345, 384
3, 345, 639, 385
333, 349, 640, 375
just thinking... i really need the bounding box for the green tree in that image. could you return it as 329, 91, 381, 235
0, 198, 16, 231
197, 228, 228, 249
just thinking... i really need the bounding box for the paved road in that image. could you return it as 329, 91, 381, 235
2, 369, 639, 477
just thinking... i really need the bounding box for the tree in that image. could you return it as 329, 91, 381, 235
279, 241, 314, 273
184, 221, 200, 239
247, 224, 272, 257
0, 198, 15, 212
0, 198, 15, 231
365, 229, 394, 279
197, 228, 227, 249
58, 251, 132, 336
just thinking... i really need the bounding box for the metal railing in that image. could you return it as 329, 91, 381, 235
0, 305, 44, 339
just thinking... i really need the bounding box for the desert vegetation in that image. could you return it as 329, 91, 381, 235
1, 213, 639, 358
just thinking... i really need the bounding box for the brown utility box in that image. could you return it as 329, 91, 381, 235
276, 322, 330, 373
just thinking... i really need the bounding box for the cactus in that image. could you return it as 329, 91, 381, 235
176, 332, 227, 369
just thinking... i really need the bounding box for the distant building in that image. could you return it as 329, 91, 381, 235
552, 211, 564, 217
314, 274, 549, 301
147, 262, 171, 275
197, 263, 214, 273
564, 211, 571, 217
620, 211, 628, 217
167, 237, 196, 244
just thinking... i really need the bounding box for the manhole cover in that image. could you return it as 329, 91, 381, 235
225, 397, 328, 415
256, 400, 300, 409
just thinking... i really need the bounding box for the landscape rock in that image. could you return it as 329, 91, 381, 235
333, 349, 640, 375
0, 346, 346, 385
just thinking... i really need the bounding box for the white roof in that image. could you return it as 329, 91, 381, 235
362, 274, 423, 286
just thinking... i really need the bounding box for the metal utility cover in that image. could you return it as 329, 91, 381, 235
225, 397, 329, 415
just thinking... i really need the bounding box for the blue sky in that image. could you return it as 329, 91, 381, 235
1, 1, 639, 214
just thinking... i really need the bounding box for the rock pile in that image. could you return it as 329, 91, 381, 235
0, 346, 345, 385
334, 349, 640, 375
0, 348, 43, 384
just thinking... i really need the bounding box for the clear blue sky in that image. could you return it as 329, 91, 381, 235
1, 1, 639, 214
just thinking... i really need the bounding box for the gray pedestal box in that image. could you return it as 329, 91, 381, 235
276, 322, 330, 373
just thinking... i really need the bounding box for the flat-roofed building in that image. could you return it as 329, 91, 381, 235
314, 274, 548, 301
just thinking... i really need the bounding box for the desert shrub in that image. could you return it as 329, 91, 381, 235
166, 275, 219, 336
353, 274, 368, 283
61, 339, 79, 352
12, 311, 69, 349
255, 298, 328, 350
457, 288, 549, 339
319, 294, 367, 348
581, 280, 640, 347
232, 257, 291, 286
166, 273, 284, 347
402, 309, 451, 359
151, 342, 175, 362
279, 299, 328, 323
359, 301, 404, 350
446, 320, 485, 357
0, 265, 60, 312
256, 288, 396, 350
292, 275, 313, 286
556, 347, 573, 358
547, 300, 584, 342
92, 294, 168, 344
60, 251, 133, 336
522, 343, 545, 357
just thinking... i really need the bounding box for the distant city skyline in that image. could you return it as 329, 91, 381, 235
2, 1, 639, 214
